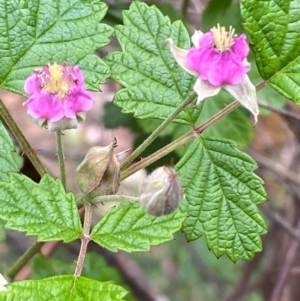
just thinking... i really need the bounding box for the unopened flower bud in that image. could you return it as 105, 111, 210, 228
140, 166, 183, 216
76, 139, 120, 197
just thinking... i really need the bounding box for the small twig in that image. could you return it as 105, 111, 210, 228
256, 80, 268, 91
270, 218, 300, 301
258, 100, 300, 120
15, 241, 62, 280
262, 205, 300, 242
74, 204, 93, 277
6, 242, 44, 280
248, 149, 300, 187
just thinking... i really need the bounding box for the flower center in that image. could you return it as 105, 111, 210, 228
42, 63, 74, 99
212, 24, 236, 52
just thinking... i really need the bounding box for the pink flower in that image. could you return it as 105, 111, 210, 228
23, 63, 94, 131
167, 25, 259, 123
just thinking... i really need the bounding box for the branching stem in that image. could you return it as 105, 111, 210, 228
121, 100, 240, 180
74, 204, 93, 277
120, 92, 197, 170
121, 80, 267, 180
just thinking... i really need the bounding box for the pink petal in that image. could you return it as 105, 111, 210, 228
193, 78, 220, 105
232, 35, 249, 60
24, 93, 64, 122
24, 74, 41, 95
224, 75, 258, 123
199, 32, 214, 48
72, 65, 85, 85
63, 88, 94, 118
187, 47, 217, 80
206, 52, 249, 86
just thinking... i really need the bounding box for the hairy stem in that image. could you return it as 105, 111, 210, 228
74, 204, 93, 277
0, 100, 47, 177
55, 131, 66, 190
121, 100, 240, 180
6, 241, 44, 280
256, 80, 267, 91
120, 92, 197, 170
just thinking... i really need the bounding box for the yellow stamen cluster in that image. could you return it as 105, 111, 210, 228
43, 63, 71, 99
212, 24, 236, 52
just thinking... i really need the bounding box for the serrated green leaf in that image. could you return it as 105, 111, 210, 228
0, 0, 113, 95
0, 122, 19, 182
241, 0, 300, 103
175, 138, 267, 261
105, 2, 200, 125
0, 275, 127, 301
0, 174, 82, 242
91, 201, 185, 252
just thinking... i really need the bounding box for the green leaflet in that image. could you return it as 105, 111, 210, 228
241, 0, 300, 103
104, 2, 200, 125
0, 0, 113, 94
91, 202, 185, 252
0, 174, 82, 242
176, 137, 267, 262
0, 275, 127, 301
0, 122, 19, 182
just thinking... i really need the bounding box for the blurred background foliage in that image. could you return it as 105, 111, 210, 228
1, 0, 298, 301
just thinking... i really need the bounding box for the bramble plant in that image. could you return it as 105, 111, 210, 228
0, 0, 299, 300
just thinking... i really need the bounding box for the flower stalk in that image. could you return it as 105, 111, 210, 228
55, 131, 67, 190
